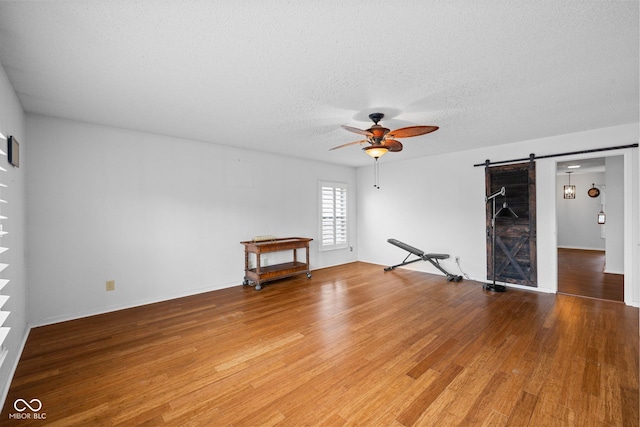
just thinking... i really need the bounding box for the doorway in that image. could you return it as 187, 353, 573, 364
556, 156, 624, 301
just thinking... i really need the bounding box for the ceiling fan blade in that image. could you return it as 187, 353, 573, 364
329, 139, 369, 151
384, 140, 403, 152
387, 125, 439, 138
341, 125, 374, 137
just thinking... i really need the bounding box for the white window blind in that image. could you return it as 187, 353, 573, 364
0, 131, 9, 366
319, 181, 348, 251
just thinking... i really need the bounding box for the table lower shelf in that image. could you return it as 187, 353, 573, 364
243, 261, 311, 290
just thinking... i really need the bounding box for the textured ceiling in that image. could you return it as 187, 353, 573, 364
0, 1, 637, 167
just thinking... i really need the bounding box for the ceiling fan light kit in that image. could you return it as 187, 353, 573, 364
333, 112, 439, 188
363, 145, 389, 159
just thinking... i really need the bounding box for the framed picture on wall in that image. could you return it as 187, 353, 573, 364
8, 135, 18, 167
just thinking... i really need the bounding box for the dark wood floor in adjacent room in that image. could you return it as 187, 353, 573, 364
2, 262, 638, 426
558, 248, 624, 302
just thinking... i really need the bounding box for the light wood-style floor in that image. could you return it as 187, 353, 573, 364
558, 248, 624, 302
2, 262, 638, 426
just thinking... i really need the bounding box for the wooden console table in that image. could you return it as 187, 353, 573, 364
241, 237, 313, 290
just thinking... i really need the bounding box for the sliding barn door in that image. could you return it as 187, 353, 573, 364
486, 161, 537, 287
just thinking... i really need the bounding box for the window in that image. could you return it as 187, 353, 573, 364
0, 132, 9, 366
319, 181, 348, 251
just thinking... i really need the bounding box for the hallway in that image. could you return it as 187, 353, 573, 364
557, 248, 624, 302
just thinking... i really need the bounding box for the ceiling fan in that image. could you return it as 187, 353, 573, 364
330, 112, 439, 159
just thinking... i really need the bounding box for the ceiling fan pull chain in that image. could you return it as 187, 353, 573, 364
373, 159, 377, 188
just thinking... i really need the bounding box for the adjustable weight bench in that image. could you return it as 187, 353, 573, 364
384, 238, 463, 282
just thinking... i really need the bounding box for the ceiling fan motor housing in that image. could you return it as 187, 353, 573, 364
367, 113, 390, 144
369, 126, 390, 144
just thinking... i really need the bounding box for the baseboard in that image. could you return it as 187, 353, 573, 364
310, 259, 361, 271
31, 261, 362, 328
30, 280, 240, 328
557, 246, 605, 251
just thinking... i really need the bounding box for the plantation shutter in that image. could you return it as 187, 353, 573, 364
320, 182, 348, 251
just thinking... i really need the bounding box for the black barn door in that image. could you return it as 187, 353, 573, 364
486, 161, 537, 287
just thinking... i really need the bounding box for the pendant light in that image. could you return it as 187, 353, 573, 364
564, 172, 575, 199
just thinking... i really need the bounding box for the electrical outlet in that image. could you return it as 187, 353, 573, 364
106, 280, 115, 291
263, 258, 269, 266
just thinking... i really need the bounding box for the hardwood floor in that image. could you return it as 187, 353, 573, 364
558, 248, 624, 302
2, 262, 638, 426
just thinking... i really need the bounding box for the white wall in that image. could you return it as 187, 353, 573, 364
357, 150, 486, 283
26, 115, 358, 326
605, 156, 624, 274
357, 124, 639, 305
0, 64, 27, 407
556, 171, 606, 250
